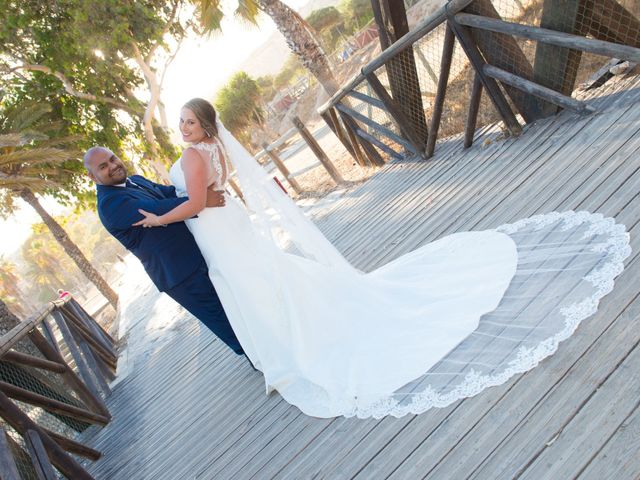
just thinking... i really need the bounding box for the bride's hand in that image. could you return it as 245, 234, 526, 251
133, 210, 166, 228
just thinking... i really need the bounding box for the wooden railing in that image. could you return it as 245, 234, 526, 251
318, 0, 640, 165
0, 296, 117, 479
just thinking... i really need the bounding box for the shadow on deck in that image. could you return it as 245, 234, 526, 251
81, 74, 640, 480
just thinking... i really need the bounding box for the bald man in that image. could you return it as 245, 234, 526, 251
84, 147, 244, 355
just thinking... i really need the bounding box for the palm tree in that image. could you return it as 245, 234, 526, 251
0, 102, 119, 307
194, 0, 340, 95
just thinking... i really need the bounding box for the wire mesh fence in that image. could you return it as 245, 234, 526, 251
0, 298, 116, 478
321, 0, 640, 165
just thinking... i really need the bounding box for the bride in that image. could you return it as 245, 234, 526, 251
135, 98, 630, 419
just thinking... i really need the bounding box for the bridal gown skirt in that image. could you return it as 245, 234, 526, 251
185, 197, 630, 418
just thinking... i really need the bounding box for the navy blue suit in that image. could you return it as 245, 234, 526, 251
96, 174, 243, 354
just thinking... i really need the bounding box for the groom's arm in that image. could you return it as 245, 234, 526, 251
101, 194, 188, 230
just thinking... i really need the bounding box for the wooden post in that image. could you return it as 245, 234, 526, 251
50, 310, 104, 405
337, 109, 386, 166
24, 430, 57, 480
320, 110, 357, 162
291, 116, 344, 185
0, 391, 95, 480
330, 108, 370, 167
0, 427, 21, 480
465, 73, 483, 148
446, 16, 522, 136
67, 300, 115, 347
462, 0, 548, 122
371, 0, 429, 140
67, 326, 112, 397
261, 143, 303, 195
27, 330, 109, 417
532, 0, 583, 117
365, 72, 426, 153
426, 23, 456, 158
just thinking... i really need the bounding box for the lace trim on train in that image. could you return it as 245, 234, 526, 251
348, 211, 631, 419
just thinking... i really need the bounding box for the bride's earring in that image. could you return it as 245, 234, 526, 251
206, 131, 212, 138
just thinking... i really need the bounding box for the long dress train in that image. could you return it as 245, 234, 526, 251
169, 127, 631, 419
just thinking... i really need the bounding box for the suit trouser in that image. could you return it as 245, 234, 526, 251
164, 263, 244, 355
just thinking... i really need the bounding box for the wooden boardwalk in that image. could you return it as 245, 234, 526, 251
81, 74, 640, 479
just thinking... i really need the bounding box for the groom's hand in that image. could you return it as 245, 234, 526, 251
206, 188, 226, 208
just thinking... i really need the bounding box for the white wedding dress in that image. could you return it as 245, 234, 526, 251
169, 122, 631, 419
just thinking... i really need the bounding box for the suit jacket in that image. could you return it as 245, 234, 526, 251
96, 174, 205, 292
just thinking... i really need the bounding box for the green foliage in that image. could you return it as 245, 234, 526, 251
215, 72, 264, 138
306, 7, 342, 32
0, 98, 88, 218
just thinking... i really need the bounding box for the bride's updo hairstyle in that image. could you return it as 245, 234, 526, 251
183, 98, 219, 138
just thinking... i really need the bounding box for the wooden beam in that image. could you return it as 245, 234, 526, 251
59, 306, 117, 361
41, 428, 101, 461
464, 73, 483, 149
354, 128, 404, 160
337, 108, 386, 166
320, 109, 358, 163
456, 13, 640, 64
2, 350, 66, 374
27, 330, 109, 418
292, 116, 344, 185
371, 0, 429, 140
0, 427, 21, 480
365, 72, 426, 153
0, 391, 95, 479
483, 64, 595, 114
426, 23, 456, 158
24, 430, 57, 480
446, 17, 522, 136
67, 300, 116, 347
336, 103, 419, 155
346, 90, 386, 110
0, 381, 110, 425
462, 0, 548, 122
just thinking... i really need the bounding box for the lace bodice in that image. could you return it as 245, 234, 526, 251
192, 139, 228, 190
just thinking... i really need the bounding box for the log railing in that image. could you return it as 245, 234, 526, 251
0, 295, 117, 479
318, 0, 640, 164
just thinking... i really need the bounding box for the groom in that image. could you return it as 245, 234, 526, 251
84, 146, 244, 356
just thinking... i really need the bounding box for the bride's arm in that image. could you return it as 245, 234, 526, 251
133, 148, 216, 227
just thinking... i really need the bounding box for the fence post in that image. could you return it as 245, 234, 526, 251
291, 116, 345, 185
261, 142, 303, 195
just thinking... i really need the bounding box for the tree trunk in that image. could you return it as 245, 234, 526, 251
19, 189, 118, 308
258, 0, 340, 96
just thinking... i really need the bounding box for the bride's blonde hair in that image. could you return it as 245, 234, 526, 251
183, 98, 219, 138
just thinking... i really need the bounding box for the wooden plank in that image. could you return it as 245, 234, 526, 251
0, 427, 21, 480
24, 430, 58, 480
43, 427, 101, 461
578, 403, 640, 479
346, 90, 386, 110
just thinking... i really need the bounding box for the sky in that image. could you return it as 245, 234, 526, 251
0, 0, 309, 257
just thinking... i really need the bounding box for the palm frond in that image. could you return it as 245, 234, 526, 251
197, 0, 225, 33
0, 133, 24, 148
234, 0, 260, 25
0, 148, 73, 169
0, 176, 56, 190
3, 103, 52, 132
